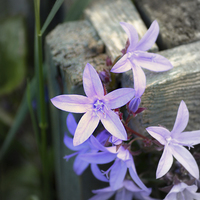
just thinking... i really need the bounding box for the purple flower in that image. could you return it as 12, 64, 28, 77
164, 182, 200, 200
64, 113, 110, 180
146, 100, 200, 179
51, 63, 135, 146
111, 20, 173, 98
89, 179, 156, 200
80, 135, 149, 191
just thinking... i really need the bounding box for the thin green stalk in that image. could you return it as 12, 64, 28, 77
34, 0, 49, 199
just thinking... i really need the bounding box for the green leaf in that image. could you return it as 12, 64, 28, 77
41, 0, 64, 35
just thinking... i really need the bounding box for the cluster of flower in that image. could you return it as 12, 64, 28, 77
51, 21, 200, 199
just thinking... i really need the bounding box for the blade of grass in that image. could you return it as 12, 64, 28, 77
65, 0, 92, 21
0, 77, 36, 161
41, 0, 64, 35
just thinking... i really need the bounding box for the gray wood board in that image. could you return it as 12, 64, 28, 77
45, 20, 109, 200
135, 0, 200, 49
85, 0, 158, 61
121, 41, 200, 135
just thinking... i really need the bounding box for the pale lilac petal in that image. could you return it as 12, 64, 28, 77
64, 133, 87, 151
156, 145, 173, 179
135, 20, 159, 51
73, 154, 89, 175
104, 88, 135, 109
92, 186, 116, 193
110, 159, 127, 190
80, 152, 116, 164
146, 127, 171, 145
96, 130, 110, 145
175, 130, 200, 146
123, 180, 143, 192
133, 51, 173, 72
51, 95, 91, 113
73, 111, 99, 146
171, 100, 189, 137
163, 192, 177, 200
89, 188, 115, 200
120, 22, 138, 52
164, 183, 199, 200
91, 163, 109, 182
89, 192, 114, 200
171, 144, 199, 179
184, 186, 200, 200
129, 165, 150, 192
66, 113, 77, 136
116, 188, 133, 200
83, 63, 104, 98
111, 54, 132, 73
132, 62, 146, 97
100, 109, 127, 141
90, 135, 110, 152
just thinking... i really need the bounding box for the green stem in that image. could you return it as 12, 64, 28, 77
34, 0, 49, 199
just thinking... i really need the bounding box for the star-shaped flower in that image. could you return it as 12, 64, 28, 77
164, 182, 200, 200
89, 179, 156, 200
51, 63, 135, 146
146, 100, 200, 179
111, 20, 173, 98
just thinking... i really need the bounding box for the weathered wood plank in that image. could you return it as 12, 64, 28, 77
122, 41, 200, 135
45, 20, 108, 200
135, 0, 200, 49
85, 0, 158, 61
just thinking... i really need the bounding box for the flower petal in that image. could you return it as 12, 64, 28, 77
73, 154, 89, 175
132, 62, 146, 97
90, 135, 110, 152
66, 113, 77, 136
123, 180, 142, 192
83, 63, 104, 98
135, 20, 159, 51
110, 54, 132, 73
146, 126, 171, 145
120, 22, 138, 52
104, 88, 135, 109
73, 111, 99, 146
64, 133, 87, 151
171, 144, 199, 179
110, 159, 127, 190
129, 165, 150, 192
116, 188, 133, 200
91, 163, 109, 182
89, 192, 114, 200
171, 100, 189, 138
51, 95, 90, 113
89, 188, 115, 200
156, 145, 173, 179
175, 130, 200, 146
79, 152, 116, 164
133, 51, 173, 72
100, 109, 127, 141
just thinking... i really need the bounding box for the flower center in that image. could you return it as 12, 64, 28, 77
93, 99, 104, 111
